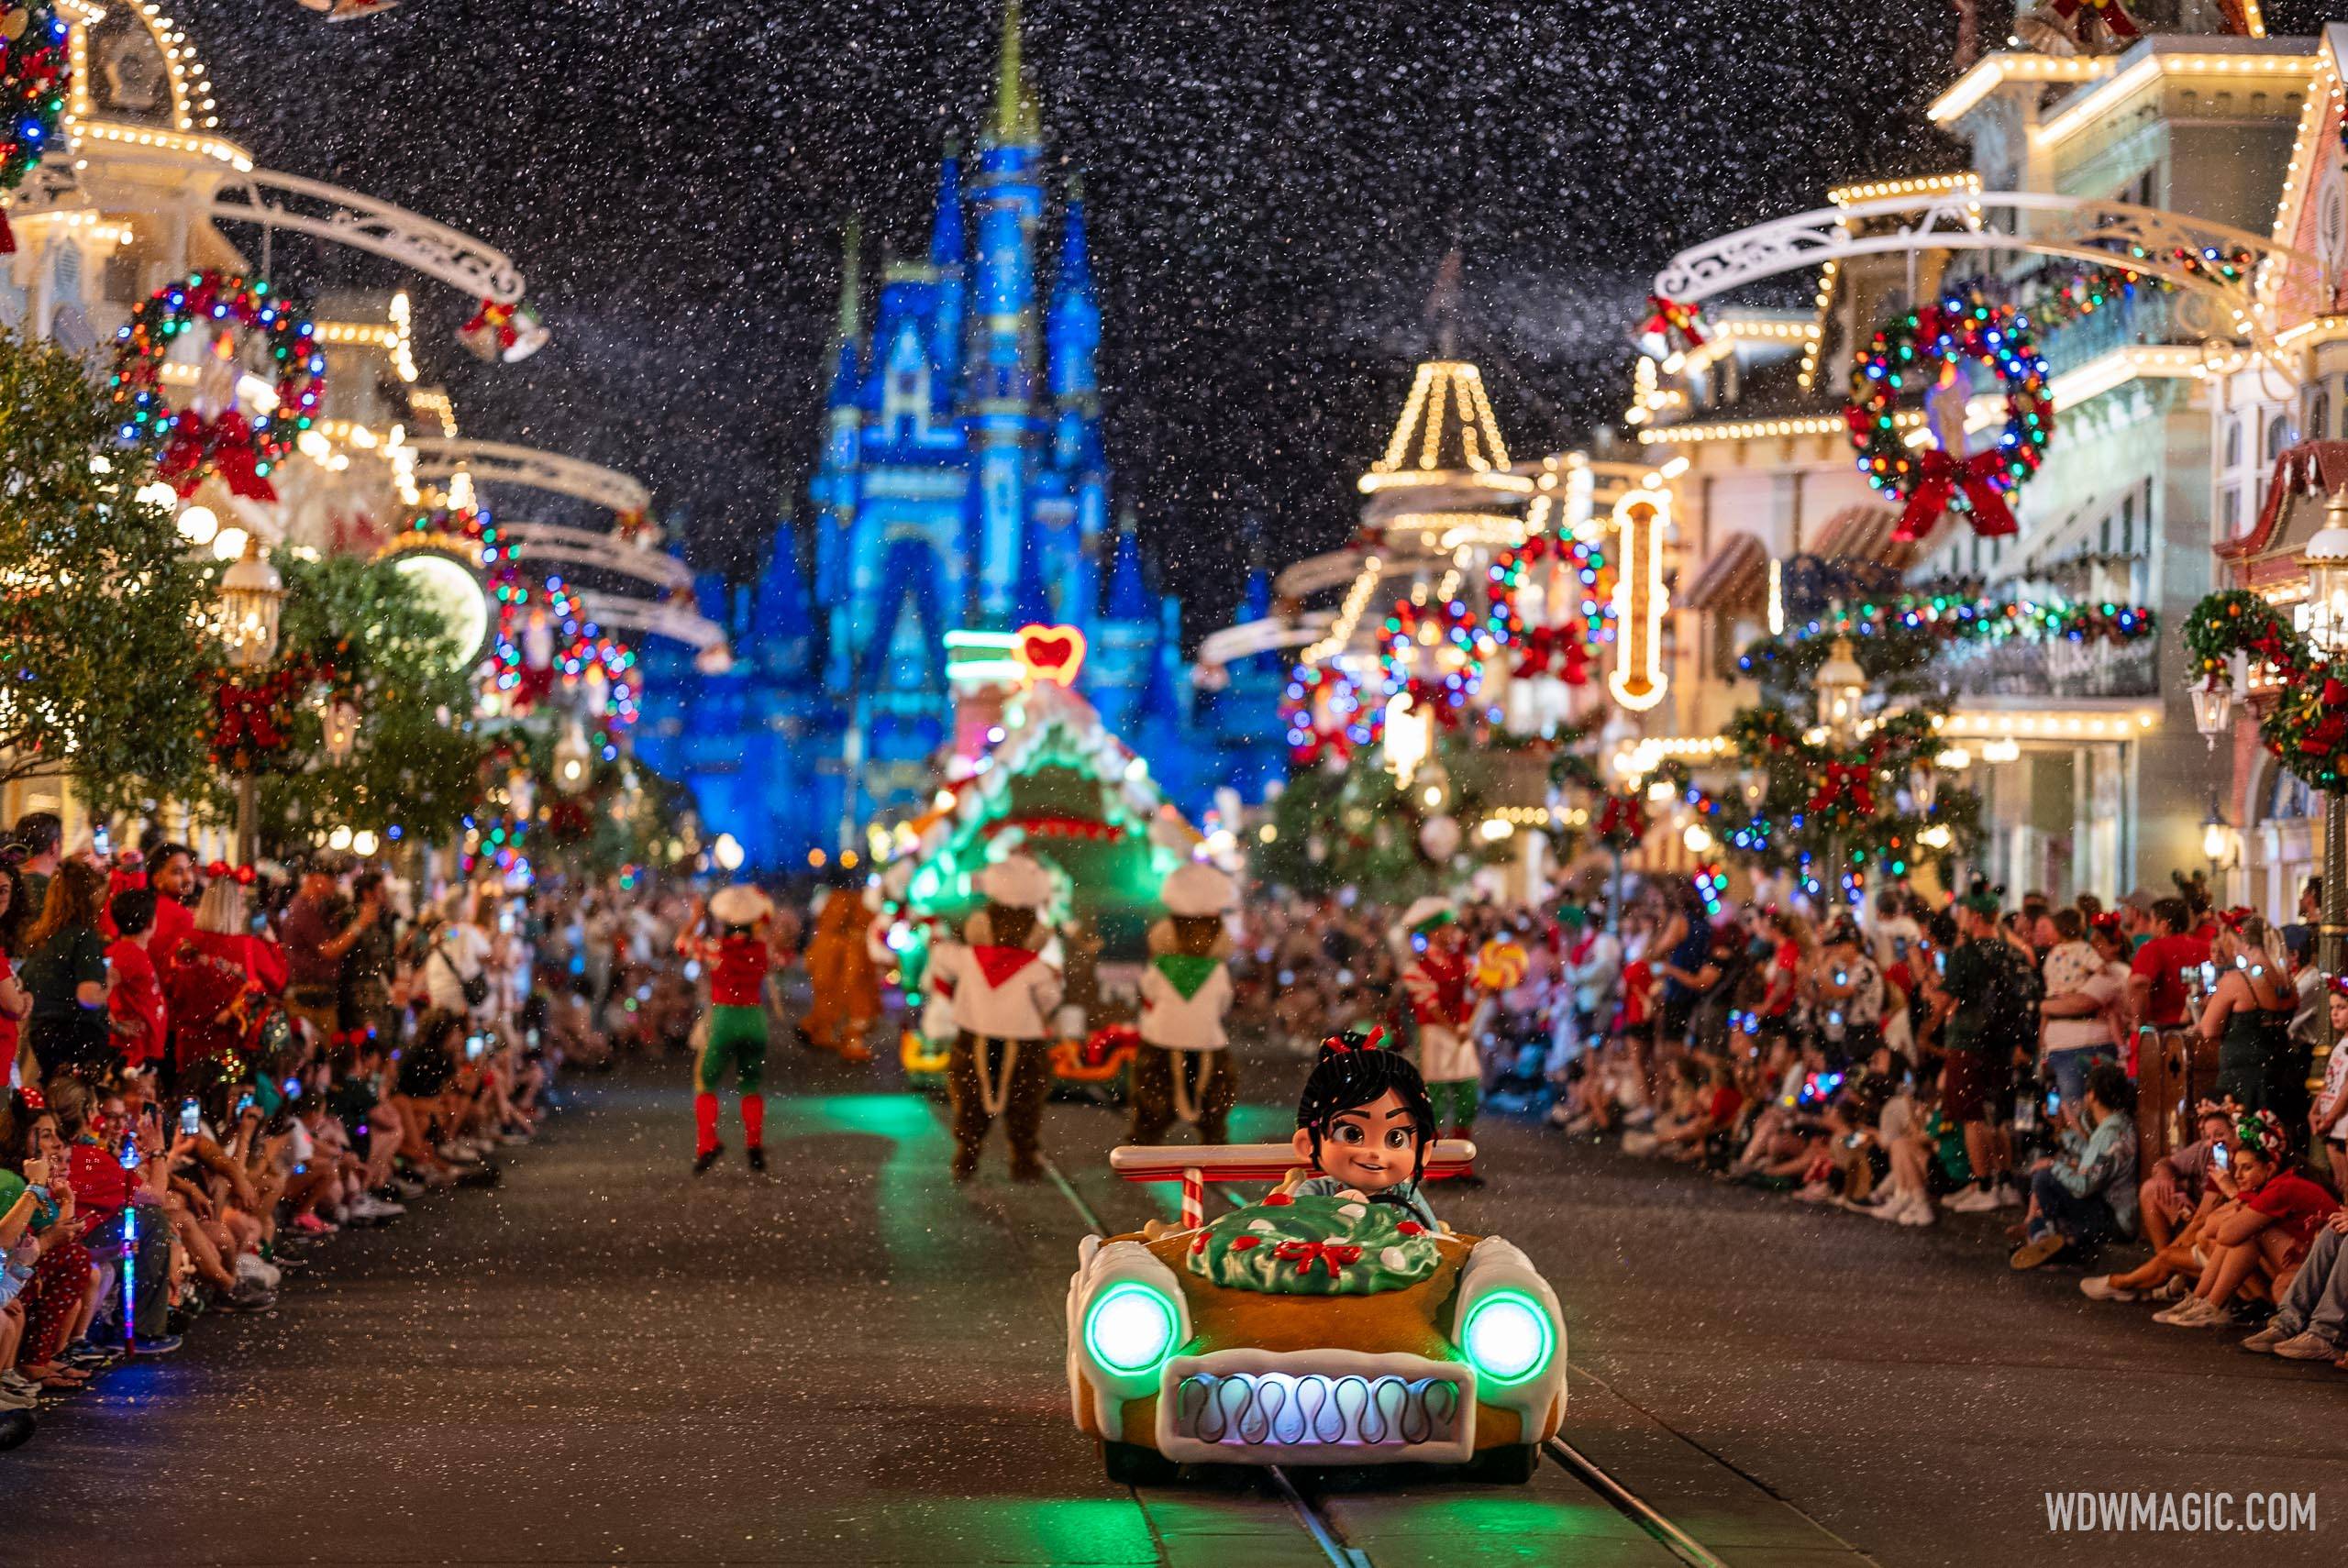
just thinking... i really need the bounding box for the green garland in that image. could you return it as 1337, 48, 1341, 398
2185, 589, 2348, 791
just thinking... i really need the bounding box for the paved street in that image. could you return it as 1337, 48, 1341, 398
9, 1043, 2344, 1566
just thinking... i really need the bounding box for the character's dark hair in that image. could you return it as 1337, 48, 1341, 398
1294, 1026, 1437, 1179
109, 889, 157, 938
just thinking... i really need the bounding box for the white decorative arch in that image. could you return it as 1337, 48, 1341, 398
1195, 614, 1330, 667
207, 169, 527, 304
496, 523, 690, 591
574, 591, 725, 653
408, 438, 651, 516
1654, 192, 2326, 338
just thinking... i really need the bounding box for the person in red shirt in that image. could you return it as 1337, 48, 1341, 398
677, 885, 781, 1175
2154, 1110, 2333, 1329
104, 889, 167, 1073
2128, 896, 2211, 1034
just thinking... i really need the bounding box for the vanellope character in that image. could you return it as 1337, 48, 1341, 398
1129, 862, 1239, 1145
927, 853, 1063, 1181
1283, 1025, 1443, 1230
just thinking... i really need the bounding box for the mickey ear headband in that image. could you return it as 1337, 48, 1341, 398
2220, 906, 2255, 933
17, 1087, 45, 1111
204, 860, 257, 888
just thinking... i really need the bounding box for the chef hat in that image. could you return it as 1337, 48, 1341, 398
977, 853, 1053, 910
709, 885, 774, 928
1161, 862, 1236, 918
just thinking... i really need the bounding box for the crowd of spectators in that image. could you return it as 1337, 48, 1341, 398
1225, 868, 2348, 1373
0, 809, 691, 1450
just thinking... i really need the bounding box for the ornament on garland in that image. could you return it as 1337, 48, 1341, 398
1641, 293, 1708, 356
0, 0, 68, 256
459, 296, 549, 363
1844, 286, 2053, 544
109, 272, 327, 502
2186, 590, 2348, 792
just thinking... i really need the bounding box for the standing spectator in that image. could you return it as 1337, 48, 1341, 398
2128, 896, 2210, 1038
1867, 888, 1924, 974
9, 813, 61, 928
18, 862, 111, 1079
2037, 910, 2127, 1110
420, 887, 493, 1025
163, 876, 287, 1095
0, 862, 32, 1088
1933, 888, 2024, 1212
2010, 1060, 2138, 1269
2309, 979, 2348, 1194
1811, 916, 1886, 1061
102, 890, 167, 1075
2198, 913, 2298, 1121
337, 869, 399, 1045
279, 856, 365, 1045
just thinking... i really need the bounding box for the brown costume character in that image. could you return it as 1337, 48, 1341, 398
930, 855, 1062, 1179
1128, 863, 1238, 1144
799, 889, 878, 1062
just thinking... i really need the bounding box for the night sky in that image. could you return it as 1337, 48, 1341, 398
196, 0, 2332, 630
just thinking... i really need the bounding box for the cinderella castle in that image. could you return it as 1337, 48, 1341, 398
635, 3, 1286, 868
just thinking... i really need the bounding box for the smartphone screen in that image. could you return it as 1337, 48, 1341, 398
2043, 1089, 2061, 1117
465, 1035, 484, 1061
179, 1099, 200, 1137
235, 1093, 256, 1118
2213, 1143, 2231, 1170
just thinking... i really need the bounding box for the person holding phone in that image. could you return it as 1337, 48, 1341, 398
2010, 1059, 2138, 1270
2197, 912, 2298, 1121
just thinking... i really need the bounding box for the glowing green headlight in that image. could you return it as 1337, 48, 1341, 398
1462, 1288, 1555, 1386
1083, 1281, 1179, 1375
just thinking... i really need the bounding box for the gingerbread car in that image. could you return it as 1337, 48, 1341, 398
1065, 1143, 1566, 1485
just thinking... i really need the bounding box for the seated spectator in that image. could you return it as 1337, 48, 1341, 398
2010, 1059, 2137, 1270
2152, 1110, 2334, 1329
2243, 1196, 2348, 1365
2309, 979, 2348, 1195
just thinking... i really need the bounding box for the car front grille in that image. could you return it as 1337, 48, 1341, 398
1170, 1369, 1466, 1451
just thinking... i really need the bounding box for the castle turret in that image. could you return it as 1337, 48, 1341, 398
967, 0, 1044, 624
927, 136, 968, 398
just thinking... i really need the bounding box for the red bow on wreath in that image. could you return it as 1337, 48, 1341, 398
1894, 446, 2019, 543
159, 412, 279, 502
1271, 1239, 1365, 1278
1643, 293, 1706, 353
464, 299, 523, 349
2050, 0, 2139, 41
1807, 762, 1878, 819
1511, 626, 1591, 686
1596, 794, 1647, 845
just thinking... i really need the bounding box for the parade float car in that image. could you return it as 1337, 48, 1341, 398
1066, 1143, 1566, 1485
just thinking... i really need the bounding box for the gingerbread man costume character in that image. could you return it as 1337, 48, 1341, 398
1128, 863, 1239, 1145
679, 884, 779, 1175
928, 855, 1063, 1181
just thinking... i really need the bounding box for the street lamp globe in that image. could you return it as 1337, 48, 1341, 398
552, 721, 593, 796
1813, 637, 1866, 738
2303, 486, 2348, 656
321, 699, 361, 766
218, 538, 284, 671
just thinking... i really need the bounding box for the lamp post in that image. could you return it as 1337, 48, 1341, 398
2303, 487, 2348, 983
552, 719, 593, 796
217, 539, 284, 866
2200, 794, 2238, 901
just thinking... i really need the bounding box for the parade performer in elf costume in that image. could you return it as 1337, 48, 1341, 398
1400, 897, 1481, 1153
928, 855, 1064, 1181
679, 885, 779, 1176
1129, 863, 1240, 1145
1279, 1024, 1444, 1230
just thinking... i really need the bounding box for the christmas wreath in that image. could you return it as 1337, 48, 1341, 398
1845, 288, 2054, 544
1485, 532, 1611, 684
1379, 596, 1486, 721
2185, 590, 2348, 790
1804, 761, 1878, 834
1642, 293, 1708, 356
0, 0, 68, 255
109, 272, 327, 501
1592, 792, 1648, 853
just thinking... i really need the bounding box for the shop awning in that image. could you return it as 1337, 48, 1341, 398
1809, 503, 1917, 572
1677, 531, 1768, 614
2219, 441, 2348, 564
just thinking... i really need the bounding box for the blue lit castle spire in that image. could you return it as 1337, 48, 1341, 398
636, 0, 1278, 866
